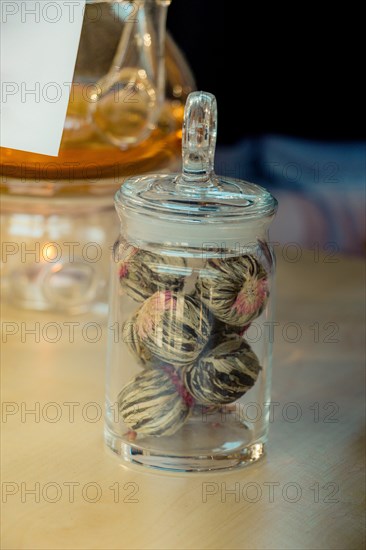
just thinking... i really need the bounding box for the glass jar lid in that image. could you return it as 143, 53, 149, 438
116, 91, 277, 245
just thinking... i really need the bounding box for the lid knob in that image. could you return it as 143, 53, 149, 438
181, 91, 217, 187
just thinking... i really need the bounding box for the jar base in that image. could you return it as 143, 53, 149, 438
104, 427, 266, 473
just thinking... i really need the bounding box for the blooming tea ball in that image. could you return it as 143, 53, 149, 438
118, 368, 192, 436
118, 244, 186, 302
196, 254, 269, 326
184, 337, 261, 405
134, 291, 212, 366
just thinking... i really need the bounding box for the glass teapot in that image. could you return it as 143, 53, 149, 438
0, 0, 195, 189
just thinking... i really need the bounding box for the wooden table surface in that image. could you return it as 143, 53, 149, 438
1, 251, 365, 550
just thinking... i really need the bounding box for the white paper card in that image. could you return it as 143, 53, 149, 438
0, 0, 85, 156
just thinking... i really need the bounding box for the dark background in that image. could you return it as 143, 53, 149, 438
168, 2, 364, 145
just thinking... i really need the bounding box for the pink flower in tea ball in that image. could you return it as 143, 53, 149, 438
233, 277, 268, 317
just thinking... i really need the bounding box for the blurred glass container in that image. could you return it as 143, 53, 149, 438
0, 194, 115, 314
0, 0, 195, 313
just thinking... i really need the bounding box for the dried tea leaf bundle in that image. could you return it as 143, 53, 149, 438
118, 368, 192, 436
196, 254, 268, 326
184, 337, 261, 405
118, 244, 186, 302
132, 290, 212, 366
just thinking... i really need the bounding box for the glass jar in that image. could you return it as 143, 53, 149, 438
0, 194, 114, 313
0, 0, 195, 313
105, 92, 278, 471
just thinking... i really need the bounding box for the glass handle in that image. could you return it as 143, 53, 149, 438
181, 91, 217, 185
89, 0, 170, 149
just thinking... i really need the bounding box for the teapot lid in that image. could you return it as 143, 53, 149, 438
116, 91, 277, 246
